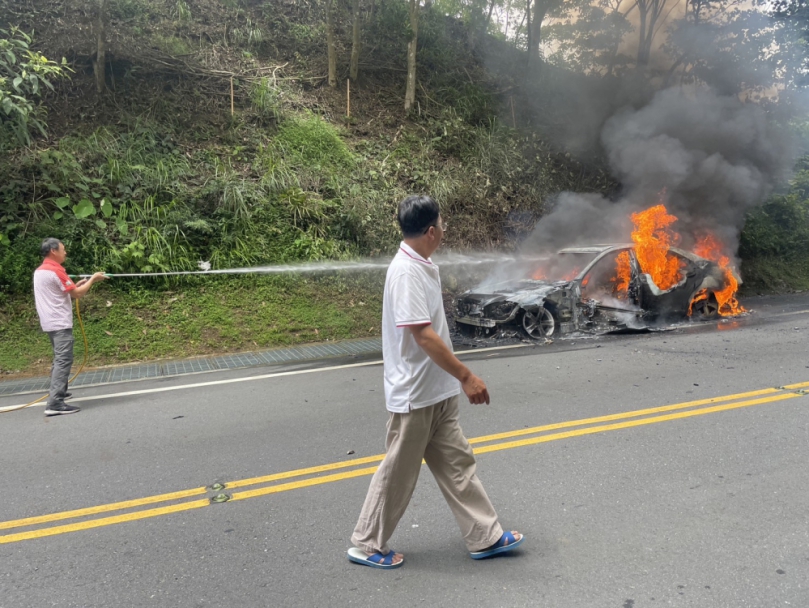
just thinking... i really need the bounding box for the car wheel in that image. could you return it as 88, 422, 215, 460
521, 307, 556, 339
690, 293, 719, 320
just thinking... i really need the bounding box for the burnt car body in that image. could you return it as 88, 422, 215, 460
454, 244, 734, 339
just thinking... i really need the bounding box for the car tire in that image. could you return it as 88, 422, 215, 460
520, 306, 556, 339
690, 292, 720, 320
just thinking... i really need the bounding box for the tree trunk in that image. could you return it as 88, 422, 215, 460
478, 0, 496, 47
636, 0, 668, 68
94, 0, 108, 94
530, 1, 548, 64
525, 0, 532, 59
327, 0, 337, 87
350, 0, 361, 81
637, 4, 648, 65
404, 0, 419, 112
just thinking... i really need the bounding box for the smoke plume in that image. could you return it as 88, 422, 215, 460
521, 86, 795, 258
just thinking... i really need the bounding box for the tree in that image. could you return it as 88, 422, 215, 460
630, 0, 675, 67
528, 0, 564, 64
327, 0, 338, 87
767, 0, 809, 87
94, 0, 109, 93
350, 0, 362, 81
665, 0, 784, 94
405, 0, 419, 111
545, 0, 631, 74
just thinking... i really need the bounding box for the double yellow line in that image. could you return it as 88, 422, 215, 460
2, 381, 807, 545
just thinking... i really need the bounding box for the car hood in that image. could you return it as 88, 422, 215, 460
459, 280, 571, 308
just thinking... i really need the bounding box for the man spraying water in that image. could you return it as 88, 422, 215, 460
33, 238, 107, 416
347, 195, 524, 569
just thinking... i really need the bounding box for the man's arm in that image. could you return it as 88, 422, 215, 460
409, 324, 490, 404
70, 272, 107, 299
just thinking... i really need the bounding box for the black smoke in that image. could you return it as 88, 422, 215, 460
520, 86, 795, 258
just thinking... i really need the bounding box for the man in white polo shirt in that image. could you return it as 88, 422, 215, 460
33, 238, 107, 416
347, 195, 523, 570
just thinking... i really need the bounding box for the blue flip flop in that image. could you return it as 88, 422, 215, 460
347, 547, 404, 569
469, 531, 525, 560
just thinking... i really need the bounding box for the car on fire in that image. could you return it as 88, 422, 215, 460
454, 244, 737, 339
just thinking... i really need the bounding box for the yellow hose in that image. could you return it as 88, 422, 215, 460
1, 299, 90, 414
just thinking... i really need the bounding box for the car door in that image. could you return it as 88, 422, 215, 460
636, 251, 700, 318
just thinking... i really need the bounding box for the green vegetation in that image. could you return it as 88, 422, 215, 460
740, 164, 809, 293
0, 274, 383, 375
0, 27, 68, 147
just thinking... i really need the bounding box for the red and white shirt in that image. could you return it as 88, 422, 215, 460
33, 259, 75, 332
381, 242, 460, 413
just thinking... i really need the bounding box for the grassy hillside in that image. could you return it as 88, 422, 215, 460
0, 0, 614, 375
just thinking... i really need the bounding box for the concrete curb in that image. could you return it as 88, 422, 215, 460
0, 337, 383, 397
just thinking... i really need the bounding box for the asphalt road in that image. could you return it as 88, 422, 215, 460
1, 292, 808, 608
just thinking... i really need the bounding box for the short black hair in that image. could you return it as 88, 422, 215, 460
397, 195, 439, 238
40, 238, 62, 258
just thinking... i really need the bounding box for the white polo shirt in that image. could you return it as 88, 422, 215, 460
382, 242, 461, 413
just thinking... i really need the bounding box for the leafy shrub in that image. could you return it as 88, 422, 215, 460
0, 234, 41, 294
0, 27, 68, 147
740, 194, 809, 259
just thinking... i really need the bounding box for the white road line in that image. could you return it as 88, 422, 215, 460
0, 344, 527, 412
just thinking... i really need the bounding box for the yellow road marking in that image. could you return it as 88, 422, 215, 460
230, 467, 380, 501
226, 455, 385, 489
0, 499, 210, 544
1, 383, 806, 544
0, 487, 207, 532
474, 392, 801, 454
468, 387, 780, 444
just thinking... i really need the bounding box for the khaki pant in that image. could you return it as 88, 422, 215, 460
351, 394, 503, 554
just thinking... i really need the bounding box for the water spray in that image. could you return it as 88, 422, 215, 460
71, 252, 542, 279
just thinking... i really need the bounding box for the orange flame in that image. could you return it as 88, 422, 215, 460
608, 203, 743, 318
687, 288, 708, 316
612, 250, 631, 294
630, 204, 686, 291
693, 234, 745, 316
532, 267, 580, 281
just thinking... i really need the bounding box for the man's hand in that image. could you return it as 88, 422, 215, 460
70, 272, 108, 299
76, 273, 107, 288
461, 372, 490, 405
409, 324, 492, 405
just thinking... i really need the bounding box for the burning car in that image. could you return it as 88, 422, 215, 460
454, 244, 737, 339
454, 205, 744, 340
